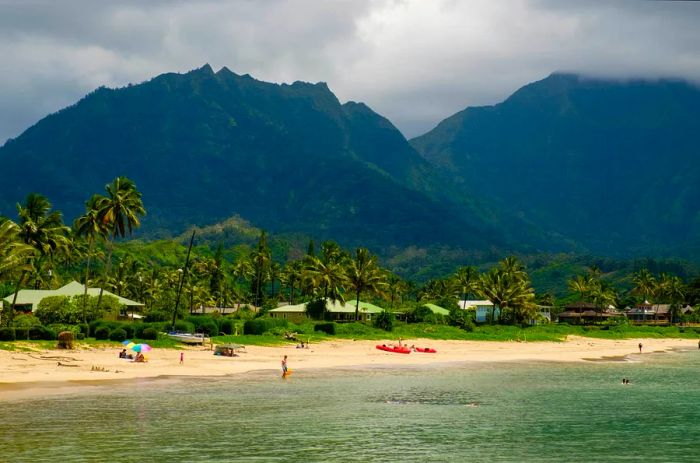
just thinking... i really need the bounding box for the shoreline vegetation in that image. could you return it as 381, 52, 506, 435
1, 336, 697, 402
2, 178, 700, 404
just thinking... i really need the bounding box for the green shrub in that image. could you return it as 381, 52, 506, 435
424, 313, 447, 325
244, 319, 270, 335
219, 318, 235, 335
407, 306, 433, 323
28, 325, 56, 341
76, 332, 85, 340
0, 327, 16, 341
314, 322, 336, 335
174, 320, 196, 333
109, 328, 127, 342
47, 324, 80, 336
373, 311, 394, 332
190, 317, 219, 336
94, 326, 110, 340
141, 327, 158, 340
121, 324, 135, 339
448, 308, 475, 332
305, 299, 327, 320
14, 328, 29, 340
135, 323, 165, 338
11, 313, 41, 329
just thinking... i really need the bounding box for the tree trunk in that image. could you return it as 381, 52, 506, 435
355, 289, 361, 321
82, 237, 94, 333
7, 270, 27, 326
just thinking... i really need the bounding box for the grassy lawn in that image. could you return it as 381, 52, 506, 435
2, 323, 698, 351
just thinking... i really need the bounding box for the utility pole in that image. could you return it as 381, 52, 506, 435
172, 231, 196, 330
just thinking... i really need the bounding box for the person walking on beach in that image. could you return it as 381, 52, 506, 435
281, 355, 288, 377
180, 352, 184, 365
638, 342, 643, 353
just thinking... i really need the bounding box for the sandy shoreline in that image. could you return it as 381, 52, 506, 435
1, 337, 697, 400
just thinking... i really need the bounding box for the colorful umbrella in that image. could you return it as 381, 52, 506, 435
131, 343, 152, 353
121, 340, 132, 345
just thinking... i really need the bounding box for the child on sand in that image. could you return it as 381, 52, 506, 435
180, 352, 184, 365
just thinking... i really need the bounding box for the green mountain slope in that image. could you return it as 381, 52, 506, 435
411, 73, 700, 259
0, 65, 502, 252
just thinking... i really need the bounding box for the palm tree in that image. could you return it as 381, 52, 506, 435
589, 286, 617, 322
96, 177, 145, 310
632, 268, 656, 303
305, 256, 347, 304
455, 266, 480, 309
0, 220, 34, 279
478, 257, 536, 324
346, 248, 386, 321
8, 194, 70, 324
385, 272, 406, 310
268, 262, 281, 298
568, 275, 595, 302
74, 194, 110, 327
281, 260, 303, 304
657, 273, 685, 324
0, 220, 34, 325
250, 232, 271, 307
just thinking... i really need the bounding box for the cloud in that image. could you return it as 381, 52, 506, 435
0, 0, 698, 142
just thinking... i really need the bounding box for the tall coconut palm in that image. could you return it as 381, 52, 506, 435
0, 220, 34, 325
74, 194, 110, 326
8, 194, 70, 324
657, 273, 685, 324
281, 260, 303, 304
250, 232, 271, 307
455, 266, 480, 309
346, 248, 386, 321
568, 275, 595, 302
96, 177, 145, 310
0, 220, 34, 279
385, 272, 406, 310
632, 268, 656, 303
478, 257, 536, 324
305, 256, 347, 304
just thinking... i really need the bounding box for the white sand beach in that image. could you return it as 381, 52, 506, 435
1, 337, 696, 400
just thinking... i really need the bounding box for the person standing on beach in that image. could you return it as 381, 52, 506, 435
180, 352, 184, 365
281, 355, 288, 377
638, 342, 643, 353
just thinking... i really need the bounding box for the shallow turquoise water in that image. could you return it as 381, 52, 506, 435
1, 349, 699, 462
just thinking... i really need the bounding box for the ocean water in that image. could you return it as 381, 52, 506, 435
1, 349, 699, 462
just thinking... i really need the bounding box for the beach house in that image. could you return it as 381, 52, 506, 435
3, 280, 144, 318
557, 302, 620, 324
458, 299, 498, 323
625, 302, 695, 324
269, 299, 385, 322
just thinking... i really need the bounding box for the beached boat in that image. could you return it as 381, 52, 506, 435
415, 347, 437, 353
168, 332, 210, 345
376, 344, 411, 354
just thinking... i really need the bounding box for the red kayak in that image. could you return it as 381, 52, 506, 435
415, 347, 437, 353
376, 344, 411, 354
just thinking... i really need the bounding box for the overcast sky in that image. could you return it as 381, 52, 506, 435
1, 0, 699, 142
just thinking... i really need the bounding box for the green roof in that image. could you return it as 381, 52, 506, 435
3, 281, 144, 310
269, 298, 385, 314
423, 303, 450, 316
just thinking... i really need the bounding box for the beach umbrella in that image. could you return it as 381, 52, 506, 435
121, 340, 132, 345
131, 343, 152, 353
125, 342, 136, 350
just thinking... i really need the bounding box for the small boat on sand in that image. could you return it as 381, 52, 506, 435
415, 347, 437, 353
376, 344, 411, 354
168, 332, 210, 345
